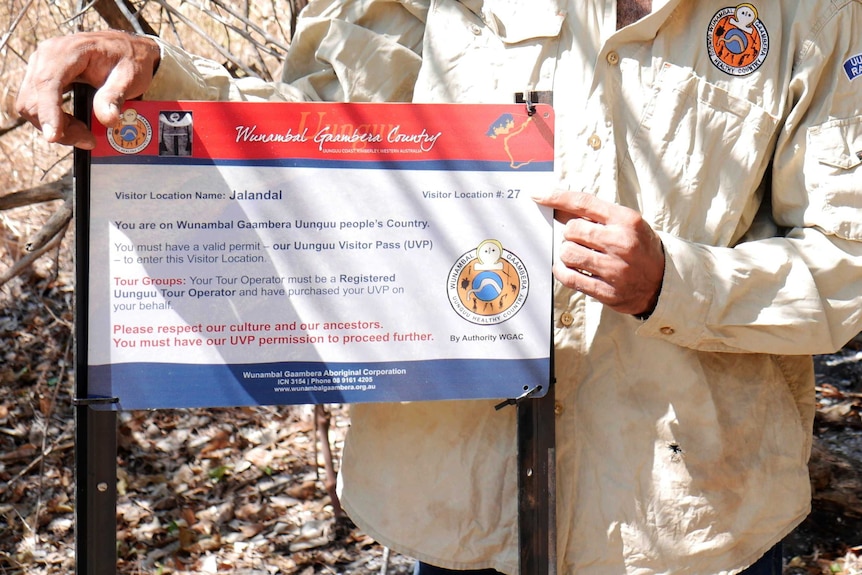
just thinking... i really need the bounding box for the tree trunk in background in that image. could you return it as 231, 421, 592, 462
92, 0, 157, 35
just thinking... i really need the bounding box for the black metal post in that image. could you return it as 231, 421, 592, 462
74, 84, 118, 575
515, 88, 557, 575
517, 383, 557, 575
74, 407, 117, 575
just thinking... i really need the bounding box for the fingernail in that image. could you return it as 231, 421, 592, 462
42, 123, 56, 141
108, 103, 121, 120
529, 189, 547, 201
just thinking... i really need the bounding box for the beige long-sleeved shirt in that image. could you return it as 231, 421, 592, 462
145, 1, 862, 573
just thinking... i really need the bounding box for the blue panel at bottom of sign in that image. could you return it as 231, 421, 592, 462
86, 358, 551, 410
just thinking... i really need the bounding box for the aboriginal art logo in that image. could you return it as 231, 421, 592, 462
447, 239, 529, 325
707, 4, 769, 76
107, 108, 153, 154
486, 113, 535, 169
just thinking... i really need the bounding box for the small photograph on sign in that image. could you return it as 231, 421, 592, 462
158, 110, 194, 156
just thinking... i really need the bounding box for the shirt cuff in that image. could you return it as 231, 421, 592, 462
635, 232, 713, 349
144, 36, 231, 101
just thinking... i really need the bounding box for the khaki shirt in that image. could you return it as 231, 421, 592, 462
146, 1, 862, 573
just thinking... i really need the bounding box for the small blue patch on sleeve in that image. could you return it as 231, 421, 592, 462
844, 54, 862, 81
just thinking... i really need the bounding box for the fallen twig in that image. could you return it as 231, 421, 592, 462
0, 224, 67, 287
0, 173, 70, 211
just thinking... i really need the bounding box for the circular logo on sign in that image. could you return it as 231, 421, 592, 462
707, 4, 769, 76
107, 108, 152, 154
447, 239, 529, 325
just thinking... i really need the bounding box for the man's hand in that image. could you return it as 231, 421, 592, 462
16, 31, 161, 150
533, 189, 665, 317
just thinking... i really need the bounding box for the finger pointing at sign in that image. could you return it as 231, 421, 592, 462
532, 189, 665, 317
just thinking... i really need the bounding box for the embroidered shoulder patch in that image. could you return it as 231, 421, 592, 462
845, 54, 862, 81
707, 4, 769, 76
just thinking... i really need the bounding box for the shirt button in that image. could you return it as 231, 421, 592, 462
606, 51, 620, 65
554, 401, 564, 416
660, 326, 675, 336
560, 312, 574, 327
470, 23, 482, 35
587, 134, 602, 150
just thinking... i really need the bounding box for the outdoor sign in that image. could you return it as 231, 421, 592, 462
83, 101, 555, 409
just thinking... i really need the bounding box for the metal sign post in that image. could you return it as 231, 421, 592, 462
515, 89, 557, 575
74, 84, 119, 575
73, 406, 117, 575
516, 384, 557, 575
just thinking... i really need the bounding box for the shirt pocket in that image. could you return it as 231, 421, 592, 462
478, 0, 566, 43
419, 1, 564, 102
628, 63, 779, 246
805, 116, 862, 240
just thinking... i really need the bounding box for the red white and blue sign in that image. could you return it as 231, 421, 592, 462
85, 102, 555, 409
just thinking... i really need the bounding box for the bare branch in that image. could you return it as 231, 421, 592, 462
269, 0, 291, 45
0, 173, 71, 211
178, 0, 284, 80
149, 0, 259, 78
25, 195, 72, 253
0, 222, 68, 287
206, 0, 290, 54
91, 0, 157, 35
0, 0, 37, 53
290, 0, 309, 40
0, 116, 27, 139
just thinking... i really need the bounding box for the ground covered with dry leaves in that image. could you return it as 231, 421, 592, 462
1, 267, 415, 574
0, 253, 417, 574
